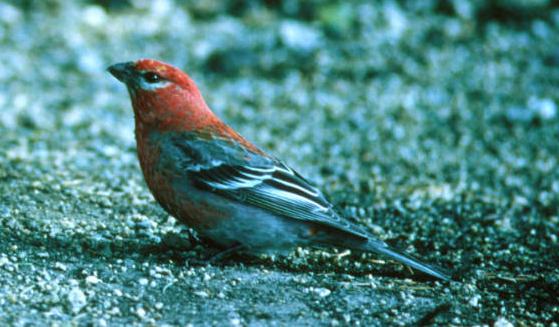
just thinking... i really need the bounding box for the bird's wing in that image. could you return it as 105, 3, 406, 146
165, 133, 368, 240
194, 162, 368, 240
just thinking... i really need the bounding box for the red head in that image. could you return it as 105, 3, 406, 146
108, 59, 262, 153
108, 59, 217, 132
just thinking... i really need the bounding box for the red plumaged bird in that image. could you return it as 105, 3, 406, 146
108, 59, 450, 281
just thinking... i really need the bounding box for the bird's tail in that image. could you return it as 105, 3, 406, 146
357, 239, 451, 281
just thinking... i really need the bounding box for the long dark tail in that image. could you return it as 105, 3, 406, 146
359, 239, 451, 281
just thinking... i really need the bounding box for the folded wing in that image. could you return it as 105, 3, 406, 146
188, 158, 368, 240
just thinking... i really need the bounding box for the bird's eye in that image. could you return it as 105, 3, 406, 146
143, 72, 161, 84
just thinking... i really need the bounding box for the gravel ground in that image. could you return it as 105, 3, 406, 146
1, 0, 558, 325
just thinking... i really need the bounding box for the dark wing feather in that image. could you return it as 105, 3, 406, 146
162, 133, 367, 239
190, 161, 369, 240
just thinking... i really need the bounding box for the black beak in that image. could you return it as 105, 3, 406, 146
107, 62, 135, 84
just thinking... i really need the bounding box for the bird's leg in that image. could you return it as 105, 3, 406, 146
204, 243, 246, 263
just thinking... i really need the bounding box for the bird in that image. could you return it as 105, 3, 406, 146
108, 58, 450, 281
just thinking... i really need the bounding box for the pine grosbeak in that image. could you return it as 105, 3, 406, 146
108, 59, 450, 281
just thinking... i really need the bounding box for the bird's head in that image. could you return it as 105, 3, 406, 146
108, 59, 213, 131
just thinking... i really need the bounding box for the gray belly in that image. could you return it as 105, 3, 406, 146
171, 180, 311, 252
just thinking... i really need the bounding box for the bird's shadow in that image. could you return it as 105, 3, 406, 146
2, 225, 457, 282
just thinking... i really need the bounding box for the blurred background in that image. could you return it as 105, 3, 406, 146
0, 0, 558, 325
